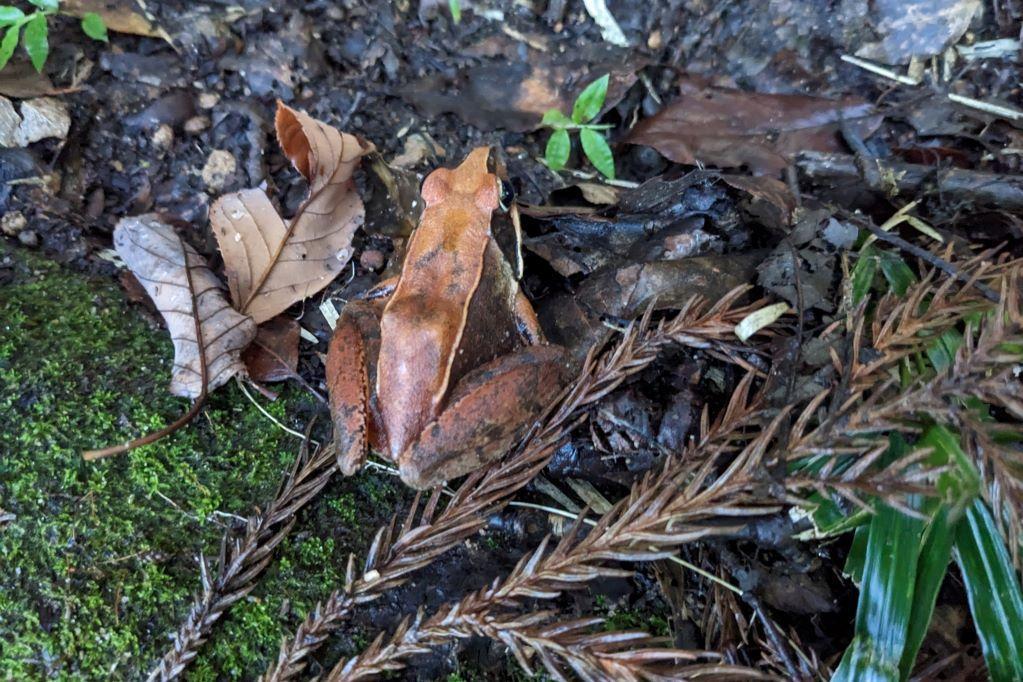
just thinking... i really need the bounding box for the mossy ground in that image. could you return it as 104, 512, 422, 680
0, 245, 409, 679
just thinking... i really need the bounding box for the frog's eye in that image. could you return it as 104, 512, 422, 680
498, 179, 515, 211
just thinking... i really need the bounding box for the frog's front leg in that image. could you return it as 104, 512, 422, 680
326, 299, 386, 475
396, 344, 567, 489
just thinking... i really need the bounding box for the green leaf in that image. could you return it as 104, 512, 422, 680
954, 500, 1023, 681
851, 249, 878, 304
80, 12, 107, 42
0, 7, 25, 26
844, 524, 869, 585
545, 128, 570, 171
541, 108, 573, 128
579, 127, 614, 180
26, 0, 58, 10
571, 74, 609, 124
448, 0, 461, 24
22, 12, 47, 72
0, 24, 19, 70
833, 500, 926, 682
878, 251, 916, 296
898, 505, 956, 680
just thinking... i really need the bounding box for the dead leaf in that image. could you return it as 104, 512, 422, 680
625, 77, 883, 175
578, 252, 766, 319
0, 61, 57, 99
210, 101, 373, 325
114, 214, 256, 398
61, 0, 166, 39
242, 316, 300, 383
855, 0, 981, 65
402, 49, 639, 132
720, 175, 795, 231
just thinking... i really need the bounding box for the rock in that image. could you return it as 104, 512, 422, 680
17, 229, 39, 248
125, 91, 196, 130
197, 92, 220, 109
152, 124, 174, 149
0, 97, 20, 147
183, 115, 210, 135
2, 210, 26, 236
201, 149, 237, 192
16, 97, 70, 145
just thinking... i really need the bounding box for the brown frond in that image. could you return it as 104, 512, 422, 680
263, 289, 777, 681
147, 437, 338, 681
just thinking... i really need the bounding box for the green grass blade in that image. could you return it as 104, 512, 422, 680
833, 500, 926, 682
954, 500, 1023, 681
899, 505, 956, 680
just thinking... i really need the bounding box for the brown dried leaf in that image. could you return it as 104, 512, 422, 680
211, 101, 373, 325
61, 0, 165, 38
625, 77, 883, 175
242, 316, 300, 383
114, 215, 256, 398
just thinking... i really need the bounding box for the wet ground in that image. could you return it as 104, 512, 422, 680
2, 0, 1021, 678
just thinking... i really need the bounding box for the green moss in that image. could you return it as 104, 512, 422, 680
0, 245, 406, 679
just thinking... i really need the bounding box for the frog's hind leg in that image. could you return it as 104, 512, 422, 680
326, 300, 385, 475
396, 344, 566, 489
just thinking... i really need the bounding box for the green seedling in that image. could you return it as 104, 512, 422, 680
448, 0, 461, 24
0, 1, 107, 72
541, 74, 615, 180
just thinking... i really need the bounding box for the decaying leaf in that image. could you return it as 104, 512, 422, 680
210, 101, 373, 325
402, 49, 638, 132
625, 78, 883, 175
242, 316, 300, 383
60, 0, 166, 39
114, 214, 256, 398
855, 0, 981, 65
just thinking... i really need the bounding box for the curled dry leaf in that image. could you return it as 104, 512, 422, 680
211, 101, 373, 325
114, 214, 256, 398
242, 316, 300, 383
625, 77, 883, 175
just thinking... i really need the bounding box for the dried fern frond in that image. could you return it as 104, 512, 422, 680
263, 290, 771, 681
329, 605, 761, 682
329, 404, 790, 680
147, 437, 338, 681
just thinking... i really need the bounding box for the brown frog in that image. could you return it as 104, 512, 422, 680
326, 147, 567, 489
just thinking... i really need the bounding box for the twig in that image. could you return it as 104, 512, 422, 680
855, 219, 1000, 302
948, 92, 1023, 121
262, 291, 770, 681
840, 54, 921, 86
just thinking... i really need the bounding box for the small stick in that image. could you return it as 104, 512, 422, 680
857, 219, 1001, 303
841, 54, 921, 86
948, 92, 1023, 121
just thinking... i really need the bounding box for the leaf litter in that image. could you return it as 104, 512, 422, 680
7, 2, 1023, 680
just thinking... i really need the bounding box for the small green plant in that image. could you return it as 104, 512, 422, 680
0, 1, 107, 72
542, 74, 615, 180
448, 0, 461, 24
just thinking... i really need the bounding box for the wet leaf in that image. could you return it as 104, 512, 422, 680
210, 101, 373, 325
113, 215, 257, 398
27, 0, 57, 11
572, 74, 608, 124
545, 128, 569, 171
60, 0, 164, 38
856, 0, 980, 65
579, 127, 614, 179
0, 8, 25, 25
720, 174, 795, 231
402, 51, 638, 132
541, 108, 573, 128
22, 13, 46, 73
0, 26, 19, 71
241, 316, 300, 383
80, 12, 107, 42
625, 77, 882, 175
